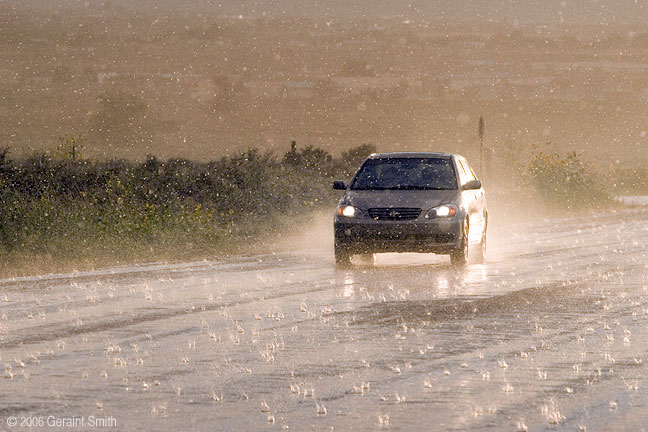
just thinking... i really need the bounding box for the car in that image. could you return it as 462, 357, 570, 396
333, 152, 487, 266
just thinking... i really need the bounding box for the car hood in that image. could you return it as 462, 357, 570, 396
342, 189, 458, 210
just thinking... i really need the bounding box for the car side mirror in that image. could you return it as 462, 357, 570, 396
462, 179, 482, 190
333, 180, 348, 190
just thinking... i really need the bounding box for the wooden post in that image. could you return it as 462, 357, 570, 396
478, 116, 485, 178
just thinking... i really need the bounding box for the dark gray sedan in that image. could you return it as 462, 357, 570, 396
333, 152, 487, 266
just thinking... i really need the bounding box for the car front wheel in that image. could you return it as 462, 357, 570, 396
334, 240, 352, 267
450, 219, 469, 266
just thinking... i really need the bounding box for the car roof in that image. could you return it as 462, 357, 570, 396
368, 152, 456, 159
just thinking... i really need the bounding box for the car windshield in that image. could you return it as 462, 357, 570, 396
350, 157, 458, 190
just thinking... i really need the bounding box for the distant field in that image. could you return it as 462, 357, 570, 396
2, 5, 648, 170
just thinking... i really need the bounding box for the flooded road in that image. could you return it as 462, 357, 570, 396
2, 209, 648, 431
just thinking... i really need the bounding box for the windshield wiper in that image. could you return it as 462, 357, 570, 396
382, 185, 451, 190
351, 185, 453, 191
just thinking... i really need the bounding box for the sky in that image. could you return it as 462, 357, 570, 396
12, 0, 648, 24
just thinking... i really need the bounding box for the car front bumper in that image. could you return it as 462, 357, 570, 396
334, 217, 462, 254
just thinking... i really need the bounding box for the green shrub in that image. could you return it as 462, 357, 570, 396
526, 150, 610, 208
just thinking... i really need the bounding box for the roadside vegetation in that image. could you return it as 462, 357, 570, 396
525, 149, 611, 208
0, 143, 375, 276
485, 143, 616, 216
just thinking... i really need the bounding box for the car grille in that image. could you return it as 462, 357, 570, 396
368, 208, 422, 221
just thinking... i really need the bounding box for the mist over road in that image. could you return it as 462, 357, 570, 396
1, 209, 648, 431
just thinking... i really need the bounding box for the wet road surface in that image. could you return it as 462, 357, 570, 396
2, 209, 648, 431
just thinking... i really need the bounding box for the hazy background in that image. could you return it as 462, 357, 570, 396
3, 0, 648, 173
12, 0, 648, 23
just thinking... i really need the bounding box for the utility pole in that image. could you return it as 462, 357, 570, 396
478, 116, 485, 178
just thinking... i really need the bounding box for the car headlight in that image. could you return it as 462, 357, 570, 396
337, 205, 358, 218
425, 204, 457, 218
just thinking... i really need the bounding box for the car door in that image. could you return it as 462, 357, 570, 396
457, 158, 486, 243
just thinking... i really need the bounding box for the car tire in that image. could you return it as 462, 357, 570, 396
334, 241, 352, 267
450, 218, 469, 266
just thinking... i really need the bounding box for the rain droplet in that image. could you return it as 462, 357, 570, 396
261, 401, 270, 413
316, 403, 327, 415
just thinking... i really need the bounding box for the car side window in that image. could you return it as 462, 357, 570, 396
463, 160, 477, 180
456, 159, 472, 185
